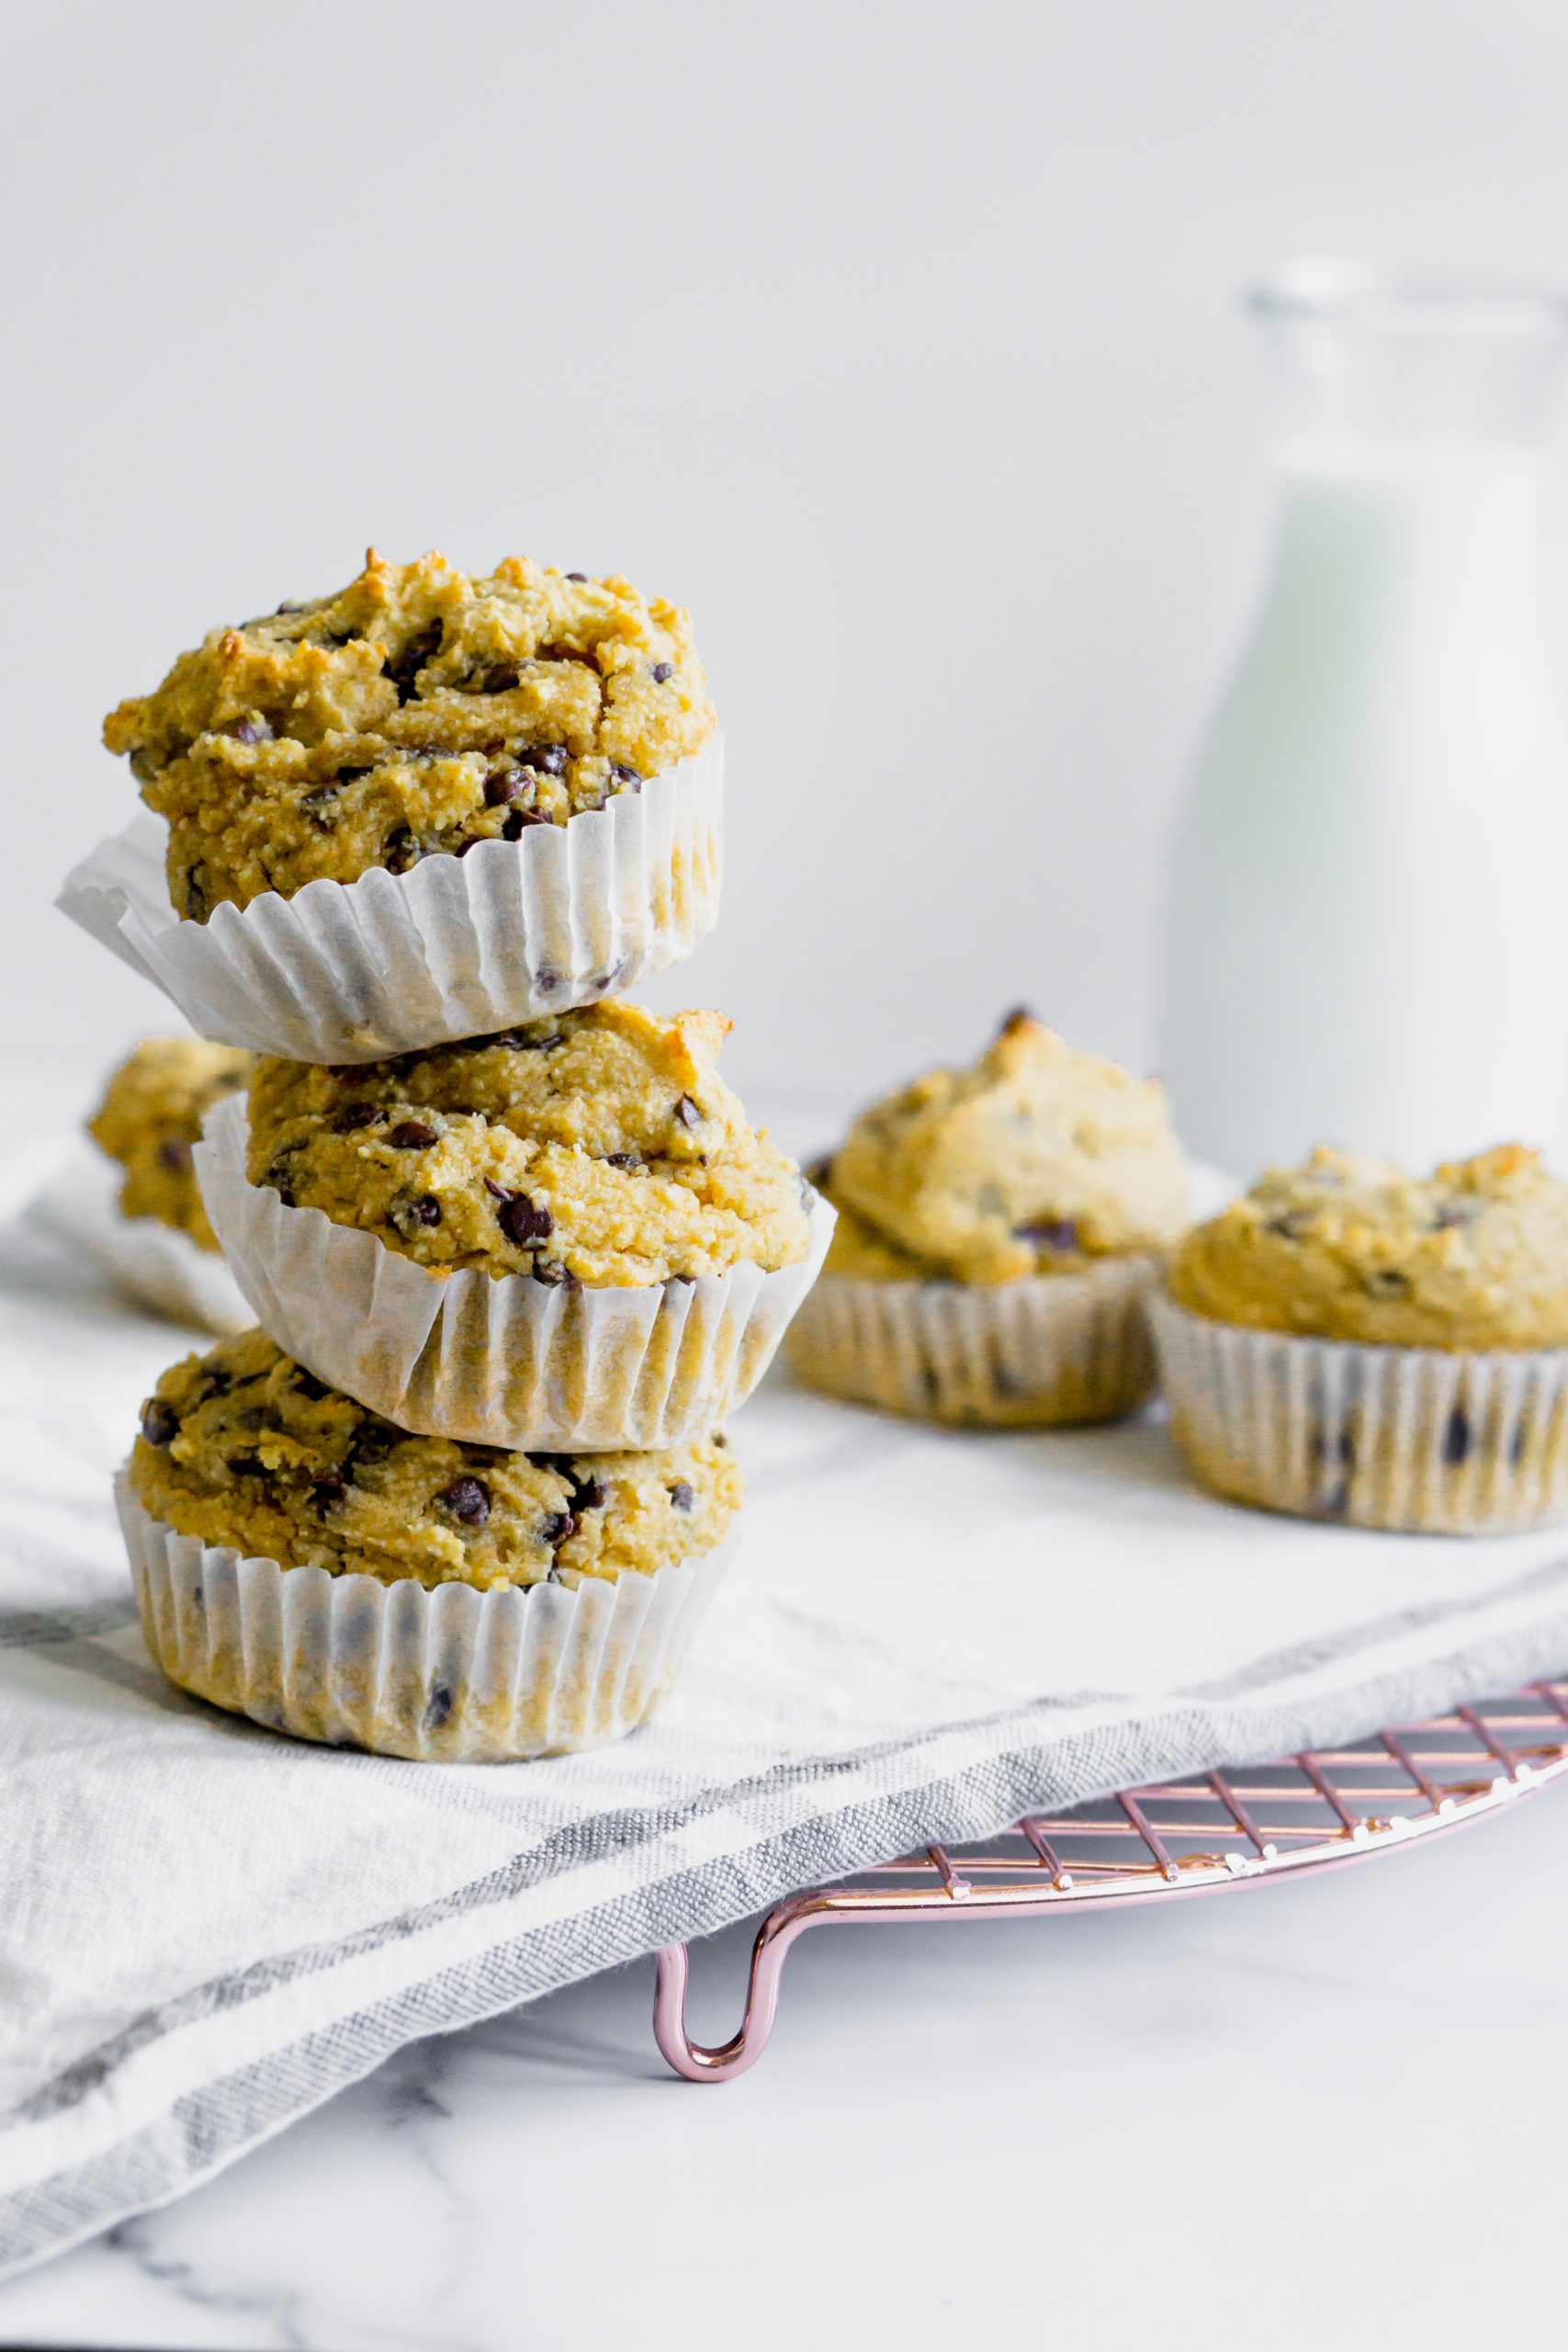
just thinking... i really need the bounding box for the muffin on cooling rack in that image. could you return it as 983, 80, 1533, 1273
122, 1329, 745, 1760
785, 1010, 1189, 1427
1152, 1144, 1568, 1532
66, 548, 724, 1061
194, 998, 834, 1450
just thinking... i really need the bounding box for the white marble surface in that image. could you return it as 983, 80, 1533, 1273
0, 1771, 1564, 2352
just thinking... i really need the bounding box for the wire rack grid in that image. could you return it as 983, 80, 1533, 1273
653, 1676, 1568, 2082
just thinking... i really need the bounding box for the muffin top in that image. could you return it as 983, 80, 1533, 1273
102, 548, 716, 921
246, 997, 813, 1287
89, 1036, 253, 1251
1168, 1143, 1568, 1350
130, 1329, 744, 1591
817, 1012, 1189, 1284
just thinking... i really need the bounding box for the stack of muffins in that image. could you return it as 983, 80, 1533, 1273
62, 549, 832, 1760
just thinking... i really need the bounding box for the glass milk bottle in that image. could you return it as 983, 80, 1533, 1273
1159, 260, 1568, 1180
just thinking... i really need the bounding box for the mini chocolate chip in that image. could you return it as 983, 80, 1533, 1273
276, 600, 304, 615
197, 1368, 234, 1399
498, 1191, 553, 1247
346, 1420, 397, 1471
566, 571, 588, 582
712, 1431, 728, 1447
483, 662, 522, 694
532, 1260, 571, 1286
668, 1481, 695, 1510
224, 717, 272, 743
604, 1152, 641, 1170
390, 1120, 438, 1149
157, 1138, 189, 1172
1365, 1269, 1411, 1300
804, 1155, 834, 1192
384, 827, 423, 875
1017, 1217, 1079, 1252
331, 1102, 383, 1134
226, 1452, 266, 1480
673, 1094, 703, 1131
1266, 1212, 1314, 1239
311, 1471, 346, 1514
276, 1188, 297, 1208
436, 1475, 491, 1527
141, 1397, 178, 1447
185, 876, 208, 922
520, 742, 570, 776
997, 1005, 1037, 1035
423, 1683, 456, 1731
538, 1510, 576, 1545
575, 1477, 604, 1512
293, 1369, 331, 1400
651, 662, 673, 684
335, 764, 373, 785
388, 618, 443, 702
484, 767, 528, 806
502, 806, 551, 840
389, 1192, 442, 1238
1443, 1406, 1472, 1466
610, 762, 643, 789
301, 783, 341, 827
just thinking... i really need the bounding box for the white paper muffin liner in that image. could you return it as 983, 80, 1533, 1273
118, 1474, 738, 1761
55, 741, 723, 1064
1149, 1291, 1568, 1534
194, 1093, 836, 1449
784, 1254, 1162, 1428
27, 1148, 251, 1336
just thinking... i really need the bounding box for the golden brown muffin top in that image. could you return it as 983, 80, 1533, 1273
130, 1329, 743, 1591
1168, 1143, 1568, 1350
89, 1035, 253, 1251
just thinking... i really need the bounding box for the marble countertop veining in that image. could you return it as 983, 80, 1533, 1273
0, 1772, 1563, 2352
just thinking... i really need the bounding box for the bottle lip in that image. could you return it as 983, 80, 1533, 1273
1248, 257, 1568, 340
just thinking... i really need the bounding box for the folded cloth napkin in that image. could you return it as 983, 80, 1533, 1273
5, 1213, 1568, 2280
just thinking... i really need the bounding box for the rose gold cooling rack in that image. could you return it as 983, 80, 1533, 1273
653, 1676, 1568, 2081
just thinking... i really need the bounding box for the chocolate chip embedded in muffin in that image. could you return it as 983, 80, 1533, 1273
243, 997, 812, 1288
101, 548, 716, 921
128, 1329, 745, 1592
90, 1036, 254, 1251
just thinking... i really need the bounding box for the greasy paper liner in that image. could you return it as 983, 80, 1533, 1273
1149, 1292, 1568, 1534
196, 1093, 836, 1449
28, 1148, 251, 1336
784, 1255, 1162, 1428
118, 1474, 739, 1761
55, 741, 723, 1064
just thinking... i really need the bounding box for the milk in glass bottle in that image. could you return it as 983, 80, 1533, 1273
1160, 260, 1568, 1177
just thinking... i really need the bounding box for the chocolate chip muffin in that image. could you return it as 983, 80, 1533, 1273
102, 548, 716, 921
245, 998, 812, 1288
1168, 1144, 1568, 1351
818, 1011, 1189, 1284
89, 1036, 254, 1250
130, 1329, 744, 1593
1152, 1145, 1568, 1533
786, 1013, 1187, 1428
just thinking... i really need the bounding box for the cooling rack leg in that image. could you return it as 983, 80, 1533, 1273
653, 1905, 823, 2082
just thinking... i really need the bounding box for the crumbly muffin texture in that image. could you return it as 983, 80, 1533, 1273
818, 1012, 1189, 1285
102, 548, 716, 921
1168, 1144, 1568, 1351
246, 997, 812, 1288
89, 1036, 254, 1251
130, 1330, 743, 1592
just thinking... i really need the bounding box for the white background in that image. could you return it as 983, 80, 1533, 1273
13, 0, 1568, 1125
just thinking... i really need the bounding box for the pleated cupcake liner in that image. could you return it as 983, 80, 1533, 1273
784, 1254, 1162, 1428
55, 740, 723, 1064
1149, 1291, 1568, 1533
195, 1093, 836, 1449
28, 1148, 251, 1336
118, 1473, 739, 1761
